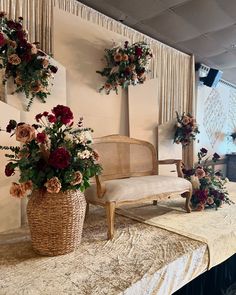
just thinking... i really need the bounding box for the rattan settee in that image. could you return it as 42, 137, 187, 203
85, 135, 192, 239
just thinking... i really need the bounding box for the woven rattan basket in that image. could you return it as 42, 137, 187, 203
27, 189, 86, 256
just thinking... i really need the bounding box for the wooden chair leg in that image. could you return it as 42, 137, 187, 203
105, 202, 116, 240
182, 191, 192, 213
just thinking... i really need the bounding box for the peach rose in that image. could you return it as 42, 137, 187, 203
122, 54, 129, 61
45, 177, 62, 193
196, 203, 205, 211
15, 76, 23, 86
8, 54, 21, 65
10, 182, 26, 198
31, 81, 44, 93
114, 53, 122, 62
42, 58, 49, 68
16, 124, 36, 143
70, 171, 83, 186
104, 83, 111, 90
7, 40, 17, 48
182, 116, 191, 125
22, 180, 33, 192
31, 44, 38, 54
195, 167, 206, 179
207, 197, 214, 205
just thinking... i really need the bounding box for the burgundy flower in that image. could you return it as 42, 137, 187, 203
16, 30, 26, 41
32, 124, 40, 130
15, 23, 22, 30
135, 46, 142, 57
200, 148, 208, 154
5, 162, 15, 177
0, 32, 5, 46
21, 53, 32, 62
35, 113, 42, 122
7, 20, 16, 29
124, 41, 129, 48
48, 114, 56, 123
52, 105, 73, 125
49, 65, 58, 74
194, 189, 208, 203
43, 111, 49, 116
6, 120, 17, 133
18, 16, 23, 21
49, 147, 71, 169
36, 132, 46, 143
0, 12, 6, 18
212, 153, 220, 161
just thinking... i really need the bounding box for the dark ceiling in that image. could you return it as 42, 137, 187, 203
78, 0, 236, 85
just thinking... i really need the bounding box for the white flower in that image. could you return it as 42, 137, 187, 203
76, 131, 93, 144
77, 132, 86, 144
84, 131, 93, 143
77, 150, 91, 159
190, 175, 200, 190
64, 132, 74, 141
177, 122, 182, 128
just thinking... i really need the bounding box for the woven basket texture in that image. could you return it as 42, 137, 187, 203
27, 189, 86, 256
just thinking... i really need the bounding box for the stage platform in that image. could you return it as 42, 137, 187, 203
0, 182, 235, 294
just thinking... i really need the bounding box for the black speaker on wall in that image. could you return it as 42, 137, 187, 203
200, 68, 223, 88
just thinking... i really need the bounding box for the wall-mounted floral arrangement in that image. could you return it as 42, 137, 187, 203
174, 111, 200, 147
0, 12, 58, 111
96, 41, 152, 94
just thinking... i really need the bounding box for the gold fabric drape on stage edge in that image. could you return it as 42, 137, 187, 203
0, 0, 54, 54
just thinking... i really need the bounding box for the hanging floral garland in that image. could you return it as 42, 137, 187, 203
96, 41, 153, 94
0, 12, 58, 111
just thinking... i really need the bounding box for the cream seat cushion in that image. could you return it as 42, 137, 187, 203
85, 175, 192, 204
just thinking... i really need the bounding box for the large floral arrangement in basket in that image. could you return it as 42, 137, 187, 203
0, 105, 102, 198
0, 12, 58, 110
96, 41, 153, 94
174, 111, 199, 146
182, 148, 234, 211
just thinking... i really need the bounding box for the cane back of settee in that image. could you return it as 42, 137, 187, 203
93, 135, 158, 181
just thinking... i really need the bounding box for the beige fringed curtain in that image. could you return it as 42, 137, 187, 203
0, 0, 54, 54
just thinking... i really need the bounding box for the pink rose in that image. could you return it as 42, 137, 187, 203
195, 167, 206, 179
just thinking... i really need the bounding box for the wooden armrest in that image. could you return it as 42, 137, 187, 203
95, 175, 106, 198
158, 159, 184, 178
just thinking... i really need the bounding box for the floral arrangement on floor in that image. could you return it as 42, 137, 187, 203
96, 41, 153, 94
0, 105, 102, 198
0, 12, 58, 110
174, 111, 199, 146
182, 148, 234, 211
